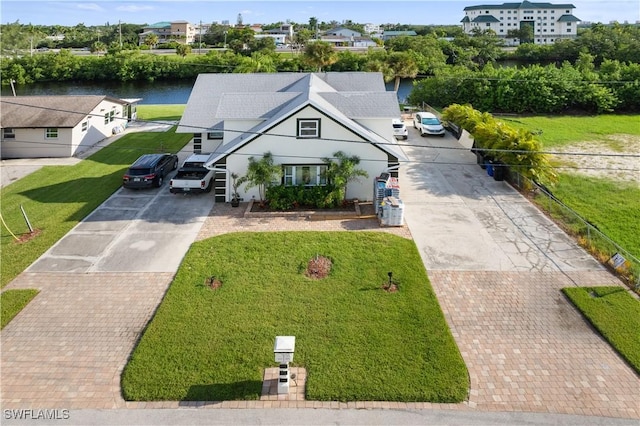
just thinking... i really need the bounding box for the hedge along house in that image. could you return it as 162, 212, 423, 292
176, 72, 408, 203
0, 95, 136, 159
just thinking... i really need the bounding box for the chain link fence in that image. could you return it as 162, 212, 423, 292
508, 171, 640, 291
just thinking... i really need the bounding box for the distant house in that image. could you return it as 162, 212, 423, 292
319, 27, 377, 47
381, 30, 418, 41
461, 1, 581, 45
138, 21, 206, 46
0, 96, 136, 159
176, 72, 407, 202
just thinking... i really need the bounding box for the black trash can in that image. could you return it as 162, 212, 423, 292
493, 161, 505, 181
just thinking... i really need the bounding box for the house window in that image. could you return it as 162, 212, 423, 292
104, 113, 109, 124
109, 110, 115, 122
297, 119, 320, 138
82, 121, 88, 132
3, 128, 15, 139
207, 131, 224, 140
283, 165, 327, 186
45, 128, 58, 139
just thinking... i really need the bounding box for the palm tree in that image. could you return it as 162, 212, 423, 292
322, 151, 368, 201
144, 33, 158, 49
387, 52, 419, 92
303, 41, 337, 72
234, 52, 277, 73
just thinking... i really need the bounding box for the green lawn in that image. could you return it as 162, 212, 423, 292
541, 174, 640, 259
0, 289, 39, 329
122, 232, 469, 402
500, 114, 640, 149
563, 286, 640, 373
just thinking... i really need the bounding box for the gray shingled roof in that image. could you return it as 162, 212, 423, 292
177, 72, 407, 165
0, 95, 124, 128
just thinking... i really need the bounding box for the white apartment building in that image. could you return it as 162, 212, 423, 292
461, 1, 581, 46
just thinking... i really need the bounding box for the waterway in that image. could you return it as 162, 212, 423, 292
1, 78, 417, 104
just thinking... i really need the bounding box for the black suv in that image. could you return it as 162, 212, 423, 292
123, 153, 178, 189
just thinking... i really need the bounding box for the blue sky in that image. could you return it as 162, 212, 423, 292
2, 0, 639, 27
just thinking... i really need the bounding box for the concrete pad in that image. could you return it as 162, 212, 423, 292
102, 194, 154, 209
75, 208, 139, 232
48, 233, 115, 257
93, 231, 194, 272
27, 257, 94, 273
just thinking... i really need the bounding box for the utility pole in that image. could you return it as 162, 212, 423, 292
199, 20, 202, 54
119, 20, 122, 48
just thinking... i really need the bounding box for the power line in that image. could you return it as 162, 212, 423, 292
3, 98, 639, 160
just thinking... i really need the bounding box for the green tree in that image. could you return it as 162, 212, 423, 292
144, 33, 158, 49
234, 52, 277, 73
322, 151, 368, 202
176, 44, 191, 57
387, 51, 419, 92
303, 41, 337, 72
244, 152, 282, 203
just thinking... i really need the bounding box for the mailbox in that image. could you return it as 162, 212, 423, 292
274, 336, 295, 394
274, 336, 295, 363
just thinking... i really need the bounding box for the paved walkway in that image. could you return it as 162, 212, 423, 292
1, 125, 638, 422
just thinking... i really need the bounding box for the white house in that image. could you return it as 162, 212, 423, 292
176, 72, 407, 203
1, 95, 135, 159
461, 1, 581, 46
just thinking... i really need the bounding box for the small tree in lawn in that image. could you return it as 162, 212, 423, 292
322, 151, 368, 202
244, 152, 282, 205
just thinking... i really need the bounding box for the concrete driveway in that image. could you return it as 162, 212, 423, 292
27, 183, 214, 273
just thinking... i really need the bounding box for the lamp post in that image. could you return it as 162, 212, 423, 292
223, 31, 227, 49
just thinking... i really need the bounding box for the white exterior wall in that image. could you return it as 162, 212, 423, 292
354, 118, 394, 141
1, 128, 74, 158
224, 107, 391, 202
1, 99, 126, 159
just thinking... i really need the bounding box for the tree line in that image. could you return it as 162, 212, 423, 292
1, 23, 638, 114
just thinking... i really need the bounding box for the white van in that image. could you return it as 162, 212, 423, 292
413, 112, 446, 137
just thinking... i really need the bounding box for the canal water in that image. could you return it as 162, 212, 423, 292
2, 78, 417, 104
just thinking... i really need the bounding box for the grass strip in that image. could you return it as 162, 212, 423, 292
563, 286, 640, 373
1, 289, 39, 329
122, 232, 468, 402
501, 114, 640, 148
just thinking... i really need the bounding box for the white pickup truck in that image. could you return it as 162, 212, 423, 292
169, 154, 215, 194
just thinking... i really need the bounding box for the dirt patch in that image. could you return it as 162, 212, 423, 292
205, 276, 223, 290
305, 255, 332, 279
15, 229, 42, 244
551, 135, 640, 184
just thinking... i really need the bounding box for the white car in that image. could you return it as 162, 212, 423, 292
392, 119, 408, 140
413, 112, 446, 137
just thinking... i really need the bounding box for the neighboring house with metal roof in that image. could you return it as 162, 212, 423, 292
1, 95, 134, 159
176, 72, 408, 203
381, 30, 418, 41
462, 1, 580, 45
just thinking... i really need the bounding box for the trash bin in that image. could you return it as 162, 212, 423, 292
493, 161, 505, 181
486, 160, 494, 177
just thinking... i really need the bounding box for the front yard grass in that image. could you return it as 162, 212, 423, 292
122, 232, 468, 402
0, 289, 39, 329
563, 286, 640, 373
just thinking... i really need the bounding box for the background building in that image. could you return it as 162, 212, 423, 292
461, 1, 581, 46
